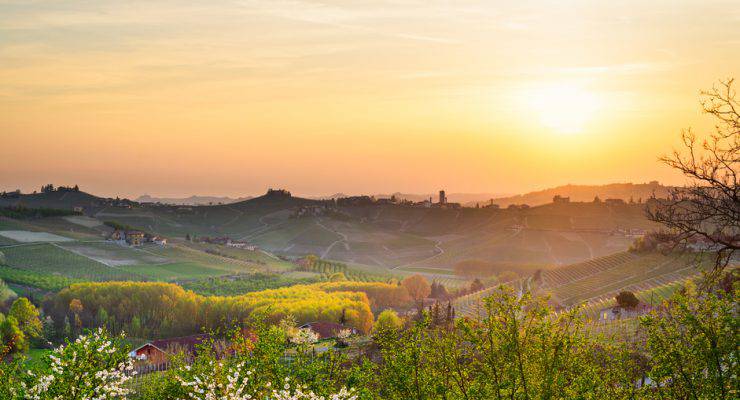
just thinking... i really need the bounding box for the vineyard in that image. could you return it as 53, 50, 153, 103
1, 243, 145, 281
452, 251, 711, 319
548, 252, 708, 306
578, 278, 692, 319
539, 252, 638, 288
0, 265, 83, 291
182, 272, 322, 296
298, 257, 396, 283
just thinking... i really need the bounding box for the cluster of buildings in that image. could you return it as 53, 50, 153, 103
109, 230, 167, 246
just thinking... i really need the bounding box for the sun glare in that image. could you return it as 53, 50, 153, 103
528, 84, 601, 135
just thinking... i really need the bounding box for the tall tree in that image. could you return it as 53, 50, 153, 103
401, 275, 431, 308
8, 298, 42, 340
647, 78, 739, 277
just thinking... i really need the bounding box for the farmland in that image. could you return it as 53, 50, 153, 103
452, 250, 716, 318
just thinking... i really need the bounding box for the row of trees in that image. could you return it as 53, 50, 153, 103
44, 281, 375, 339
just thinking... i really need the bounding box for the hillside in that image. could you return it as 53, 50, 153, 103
0, 186, 662, 275
483, 182, 672, 207
0, 188, 106, 210
137, 194, 253, 205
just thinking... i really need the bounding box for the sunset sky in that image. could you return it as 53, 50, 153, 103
1, 0, 738, 198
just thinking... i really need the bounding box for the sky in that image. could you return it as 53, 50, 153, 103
0, 0, 738, 198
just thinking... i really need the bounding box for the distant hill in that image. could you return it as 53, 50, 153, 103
0, 188, 105, 210
137, 194, 252, 205
482, 182, 671, 207
313, 192, 510, 204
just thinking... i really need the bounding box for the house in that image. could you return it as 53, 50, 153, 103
125, 231, 145, 246
131, 334, 211, 364
299, 322, 358, 340
109, 230, 125, 243
605, 198, 626, 206
553, 195, 570, 204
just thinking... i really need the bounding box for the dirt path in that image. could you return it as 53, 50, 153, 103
315, 220, 347, 259
394, 240, 444, 270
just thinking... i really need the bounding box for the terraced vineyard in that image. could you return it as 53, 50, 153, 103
453, 277, 527, 318
578, 278, 692, 320
453, 251, 711, 319
549, 253, 708, 306
539, 252, 638, 288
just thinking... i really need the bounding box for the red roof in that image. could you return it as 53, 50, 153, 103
299, 322, 356, 340
135, 334, 210, 355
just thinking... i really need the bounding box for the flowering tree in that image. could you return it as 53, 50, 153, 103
175, 361, 260, 400
290, 328, 319, 346
17, 328, 134, 400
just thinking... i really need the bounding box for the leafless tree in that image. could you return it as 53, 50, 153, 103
647, 78, 739, 279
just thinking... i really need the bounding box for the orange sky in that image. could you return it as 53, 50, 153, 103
1, 1, 738, 198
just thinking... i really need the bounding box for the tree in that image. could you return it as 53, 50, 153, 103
641, 284, 738, 399
430, 281, 449, 300
647, 78, 739, 277
329, 272, 346, 282
469, 278, 485, 293
615, 291, 639, 309
374, 309, 402, 332
0, 315, 27, 355
401, 275, 431, 306
8, 298, 42, 339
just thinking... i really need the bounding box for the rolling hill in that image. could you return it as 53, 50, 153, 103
483, 181, 672, 207
0, 185, 662, 276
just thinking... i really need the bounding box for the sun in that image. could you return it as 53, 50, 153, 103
527, 83, 601, 135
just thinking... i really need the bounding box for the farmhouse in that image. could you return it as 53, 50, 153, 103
126, 231, 145, 246
108, 230, 147, 246
299, 322, 358, 340
131, 334, 211, 364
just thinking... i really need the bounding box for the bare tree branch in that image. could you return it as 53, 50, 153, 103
646, 78, 739, 282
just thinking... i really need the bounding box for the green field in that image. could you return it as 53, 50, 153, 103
1, 243, 144, 281
0, 266, 83, 291
121, 261, 234, 281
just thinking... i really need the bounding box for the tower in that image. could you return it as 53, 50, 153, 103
439, 190, 447, 205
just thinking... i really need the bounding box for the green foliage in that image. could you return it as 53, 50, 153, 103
0, 277, 16, 303
299, 257, 391, 283
316, 281, 411, 310
9, 297, 42, 339
1, 244, 144, 282
183, 272, 321, 296
0, 314, 27, 355
329, 272, 347, 282
1, 281, 738, 399
14, 328, 133, 400
640, 284, 738, 399
50, 281, 374, 338
0, 266, 82, 291
374, 309, 402, 332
